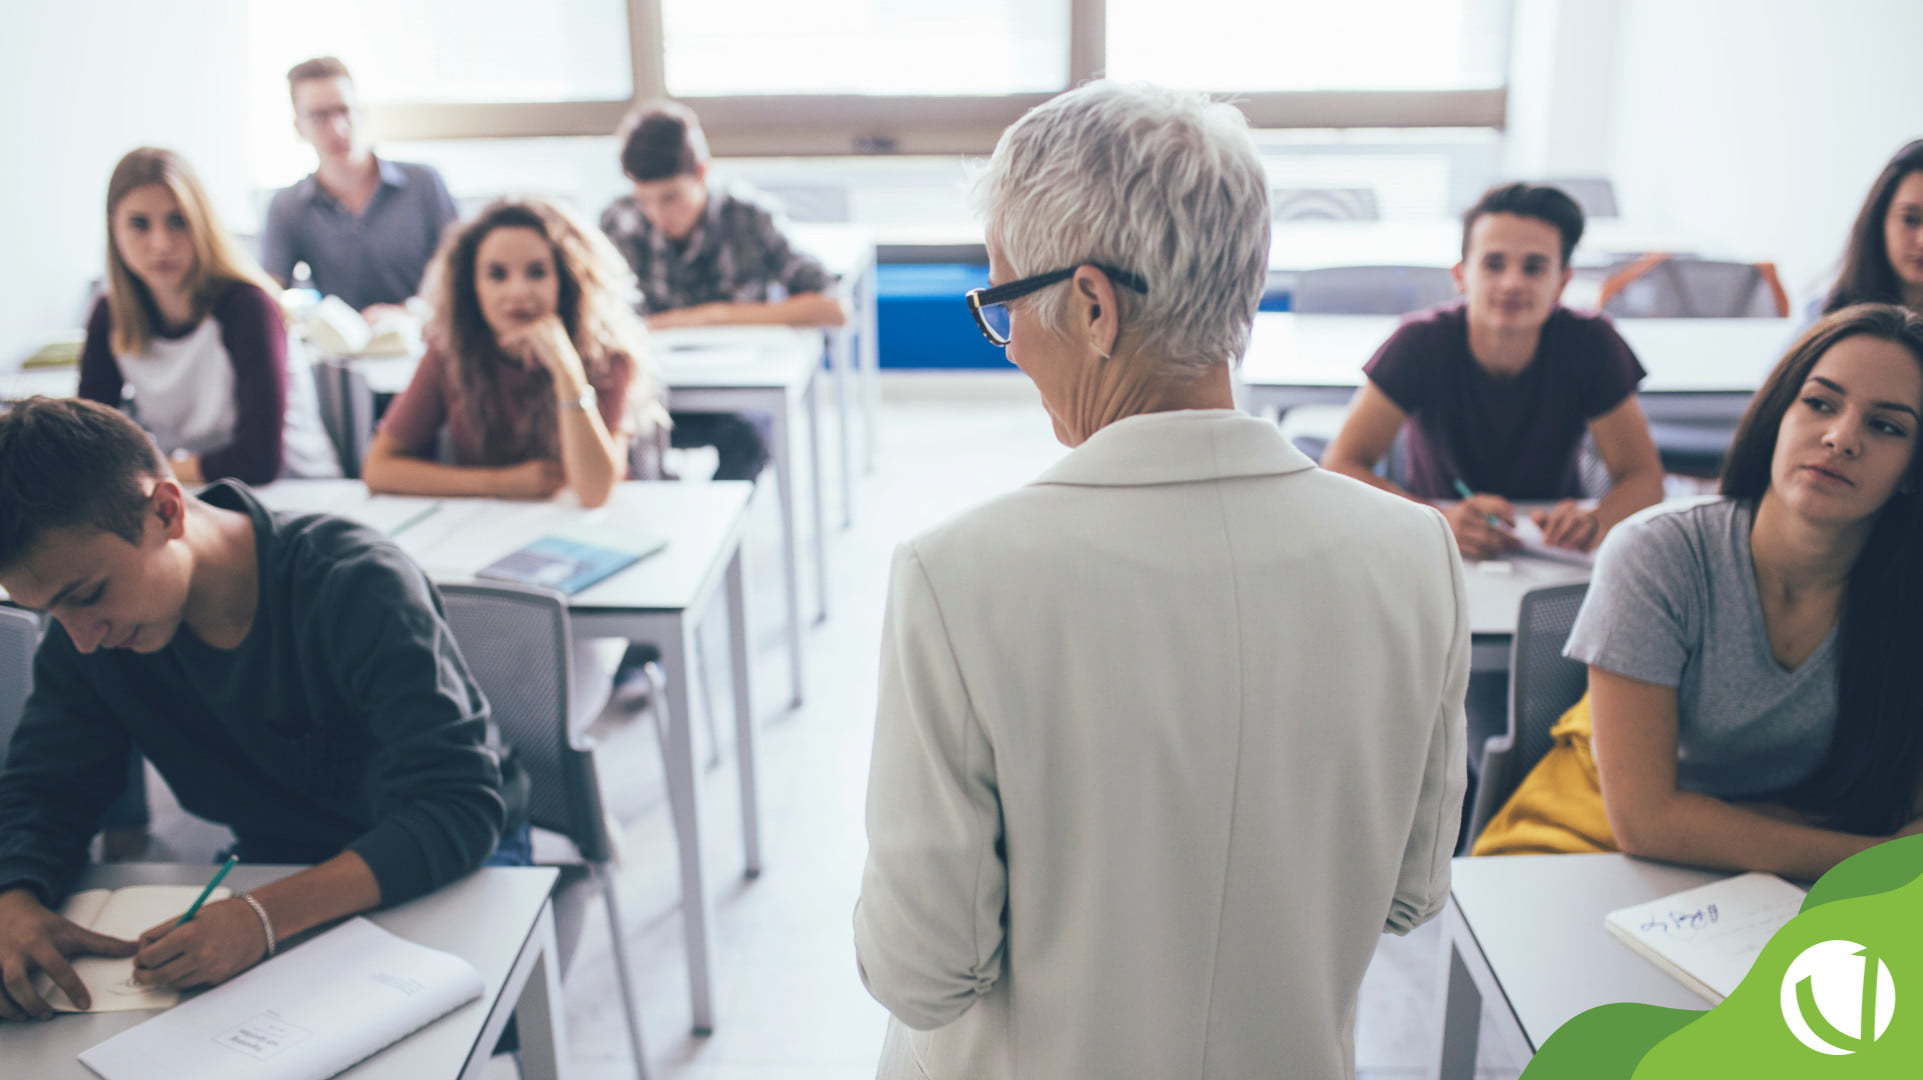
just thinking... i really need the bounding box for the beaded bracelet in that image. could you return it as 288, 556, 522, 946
239, 892, 277, 958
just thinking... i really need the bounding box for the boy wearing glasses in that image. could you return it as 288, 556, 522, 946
259, 56, 460, 321
599, 100, 846, 480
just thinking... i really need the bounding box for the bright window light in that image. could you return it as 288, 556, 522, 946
662, 0, 1070, 96
1105, 0, 1508, 91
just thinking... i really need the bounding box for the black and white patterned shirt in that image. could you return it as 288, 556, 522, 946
599, 184, 834, 316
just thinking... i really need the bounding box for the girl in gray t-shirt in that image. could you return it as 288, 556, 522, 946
1557, 304, 1923, 881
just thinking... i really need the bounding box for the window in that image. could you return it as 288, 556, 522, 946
662, 0, 1069, 97
1106, 0, 1508, 92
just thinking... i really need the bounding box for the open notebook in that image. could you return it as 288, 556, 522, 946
1605, 871, 1807, 1003
79, 916, 483, 1080
37, 885, 232, 1012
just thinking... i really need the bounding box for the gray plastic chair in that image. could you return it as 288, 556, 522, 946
1466, 583, 1591, 846
1601, 257, 1786, 318
311, 358, 376, 479
436, 581, 656, 1080
1271, 187, 1380, 222
0, 607, 41, 764
1291, 265, 1459, 315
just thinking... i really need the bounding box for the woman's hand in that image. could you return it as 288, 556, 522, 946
1532, 500, 1602, 551
500, 316, 586, 384
1443, 494, 1520, 561
131, 898, 266, 992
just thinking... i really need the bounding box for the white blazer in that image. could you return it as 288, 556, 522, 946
855, 409, 1468, 1080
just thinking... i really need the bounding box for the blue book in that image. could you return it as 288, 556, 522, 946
476, 534, 666, 595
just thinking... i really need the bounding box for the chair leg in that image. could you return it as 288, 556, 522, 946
592, 861, 653, 1080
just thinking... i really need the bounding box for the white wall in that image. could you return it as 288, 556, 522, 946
0, 1, 252, 366
1601, 0, 1922, 302
1503, 0, 1620, 182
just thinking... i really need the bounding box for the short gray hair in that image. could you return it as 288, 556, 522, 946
975, 81, 1270, 373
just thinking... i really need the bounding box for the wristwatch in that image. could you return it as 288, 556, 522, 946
563, 386, 598, 412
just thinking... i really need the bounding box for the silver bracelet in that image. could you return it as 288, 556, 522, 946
240, 892, 277, 958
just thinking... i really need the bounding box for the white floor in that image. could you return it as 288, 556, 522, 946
136, 370, 1527, 1079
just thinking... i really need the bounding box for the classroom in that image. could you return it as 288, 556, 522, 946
2, 1, 1922, 1077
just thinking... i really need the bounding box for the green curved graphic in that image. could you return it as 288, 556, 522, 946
1520, 836, 1923, 1078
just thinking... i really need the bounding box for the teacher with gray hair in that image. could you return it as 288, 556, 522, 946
853, 81, 1469, 1079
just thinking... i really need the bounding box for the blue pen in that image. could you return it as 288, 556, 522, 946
178, 854, 238, 924
1450, 479, 1508, 531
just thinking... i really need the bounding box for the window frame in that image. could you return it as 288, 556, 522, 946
367, 0, 1508, 154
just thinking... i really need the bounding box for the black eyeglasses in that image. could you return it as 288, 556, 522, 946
964, 264, 1150, 347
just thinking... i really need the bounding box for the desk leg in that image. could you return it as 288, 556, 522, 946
727, 549, 762, 877
860, 254, 881, 475
512, 903, 570, 1080
831, 325, 855, 529
657, 618, 717, 1035
769, 402, 806, 708
807, 366, 830, 624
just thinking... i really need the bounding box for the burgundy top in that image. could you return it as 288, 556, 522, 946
378, 343, 633, 469
1362, 300, 1645, 500
79, 282, 290, 484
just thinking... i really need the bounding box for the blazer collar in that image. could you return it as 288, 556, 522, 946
1031, 409, 1319, 488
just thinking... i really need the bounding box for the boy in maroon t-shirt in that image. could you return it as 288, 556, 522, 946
1323, 183, 1665, 560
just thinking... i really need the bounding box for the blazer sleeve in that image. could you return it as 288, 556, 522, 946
853, 542, 1006, 1030
1384, 507, 1470, 935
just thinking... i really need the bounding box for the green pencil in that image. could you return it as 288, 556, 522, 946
179, 854, 239, 924
1450, 479, 1508, 531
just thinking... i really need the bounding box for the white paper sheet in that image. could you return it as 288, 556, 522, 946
1605, 871, 1807, 1002
40, 885, 231, 1013
79, 917, 483, 1080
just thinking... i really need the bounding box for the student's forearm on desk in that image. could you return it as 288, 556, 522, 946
1607, 789, 1890, 882
648, 293, 846, 329
246, 851, 383, 942
363, 445, 516, 498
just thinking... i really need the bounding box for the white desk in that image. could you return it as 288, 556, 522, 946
1439, 854, 1722, 1078
794, 223, 882, 484
0, 864, 566, 1080
1238, 312, 1794, 424
257, 480, 761, 1034
653, 327, 834, 636
1, 365, 80, 402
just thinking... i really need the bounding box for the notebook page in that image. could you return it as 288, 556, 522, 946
79, 917, 484, 1080
1605, 872, 1806, 1000
44, 885, 228, 1013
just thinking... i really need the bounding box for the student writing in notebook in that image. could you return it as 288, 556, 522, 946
258, 56, 461, 320
80, 147, 340, 485
0, 398, 523, 1020
1321, 183, 1664, 560
599, 100, 845, 480
361, 198, 670, 506
1474, 305, 1923, 879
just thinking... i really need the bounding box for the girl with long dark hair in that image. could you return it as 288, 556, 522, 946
1476, 304, 1923, 878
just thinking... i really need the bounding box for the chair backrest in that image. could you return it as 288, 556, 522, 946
1466, 582, 1591, 844
312, 358, 377, 478
1291, 265, 1459, 315
1272, 187, 1380, 222
436, 582, 615, 862
0, 607, 44, 768
1545, 177, 1619, 219
1601, 256, 1790, 318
